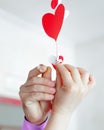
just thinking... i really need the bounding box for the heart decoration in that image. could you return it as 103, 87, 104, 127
51, 0, 58, 9
42, 0, 66, 69
49, 55, 64, 69
42, 4, 65, 41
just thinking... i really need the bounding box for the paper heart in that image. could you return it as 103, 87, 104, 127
58, 55, 64, 63
42, 4, 65, 41
48, 55, 64, 69
51, 0, 58, 9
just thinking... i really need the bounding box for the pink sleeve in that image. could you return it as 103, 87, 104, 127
22, 118, 48, 130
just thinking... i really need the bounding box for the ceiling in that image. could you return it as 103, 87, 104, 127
0, 0, 104, 45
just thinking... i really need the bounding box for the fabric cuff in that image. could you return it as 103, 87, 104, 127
22, 117, 48, 130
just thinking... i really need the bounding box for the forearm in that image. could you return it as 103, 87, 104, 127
45, 112, 71, 130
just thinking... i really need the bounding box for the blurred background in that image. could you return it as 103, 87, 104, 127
0, 0, 104, 130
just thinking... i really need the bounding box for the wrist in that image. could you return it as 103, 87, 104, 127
51, 111, 72, 121
25, 114, 48, 125
45, 111, 72, 130
52, 107, 73, 118
23, 117, 48, 130
25, 116, 48, 125
23, 104, 48, 125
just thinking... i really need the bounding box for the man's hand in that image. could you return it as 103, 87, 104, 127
19, 64, 56, 125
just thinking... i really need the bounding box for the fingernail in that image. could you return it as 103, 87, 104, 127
48, 81, 55, 86
37, 64, 47, 72
50, 88, 56, 93
49, 95, 54, 99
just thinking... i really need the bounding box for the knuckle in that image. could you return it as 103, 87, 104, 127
82, 69, 89, 75
19, 91, 24, 99
19, 91, 21, 97
31, 77, 37, 83
83, 69, 89, 75
77, 67, 88, 73
41, 78, 48, 84
69, 85, 81, 94
28, 69, 34, 78
19, 85, 24, 92
73, 67, 78, 73
70, 86, 77, 93
31, 77, 35, 82
28, 70, 32, 76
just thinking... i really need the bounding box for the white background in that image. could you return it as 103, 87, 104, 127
0, 0, 104, 129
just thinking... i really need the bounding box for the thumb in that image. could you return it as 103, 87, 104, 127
56, 69, 62, 90
42, 66, 52, 80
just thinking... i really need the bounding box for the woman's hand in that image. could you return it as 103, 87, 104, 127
19, 64, 56, 125
52, 63, 95, 115
45, 63, 95, 130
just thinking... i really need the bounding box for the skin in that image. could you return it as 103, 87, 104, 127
45, 63, 95, 130
19, 64, 56, 125
19, 63, 95, 129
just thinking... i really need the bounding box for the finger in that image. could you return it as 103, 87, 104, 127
32, 92, 54, 101
84, 75, 96, 96
56, 63, 73, 86
42, 67, 54, 109
77, 67, 90, 84
88, 75, 96, 86
27, 64, 47, 80
42, 66, 52, 80
24, 77, 55, 87
20, 85, 56, 94
56, 70, 62, 89
64, 64, 81, 82
20, 92, 55, 102
83, 75, 95, 96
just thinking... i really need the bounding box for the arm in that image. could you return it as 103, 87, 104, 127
45, 63, 95, 130
19, 64, 56, 128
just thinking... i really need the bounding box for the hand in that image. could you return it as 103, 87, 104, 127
19, 64, 56, 125
45, 64, 95, 130
45, 63, 95, 130
52, 63, 95, 116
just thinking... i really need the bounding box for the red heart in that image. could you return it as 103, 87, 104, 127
58, 55, 64, 63
42, 4, 65, 41
51, 0, 58, 9
51, 55, 64, 69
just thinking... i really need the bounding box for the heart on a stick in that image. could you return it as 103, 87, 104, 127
42, 4, 65, 41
